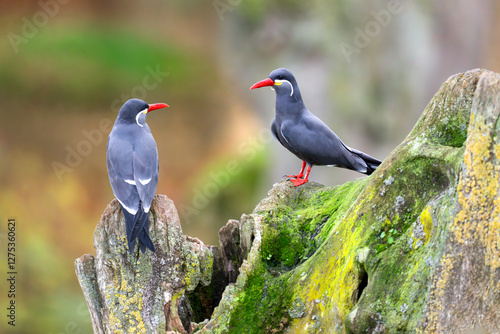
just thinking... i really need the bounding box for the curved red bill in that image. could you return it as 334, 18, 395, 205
147, 103, 169, 112
250, 77, 275, 90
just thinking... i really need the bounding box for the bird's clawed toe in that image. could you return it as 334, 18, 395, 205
290, 178, 308, 187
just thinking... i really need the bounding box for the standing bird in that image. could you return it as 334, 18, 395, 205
107, 98, 169, 253
251, 68, 381, 186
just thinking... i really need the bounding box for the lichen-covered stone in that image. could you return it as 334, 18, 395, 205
197, 69, 499, 333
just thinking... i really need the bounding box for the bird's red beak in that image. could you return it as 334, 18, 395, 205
147, 103, 169, 112
250, 78, 275, 90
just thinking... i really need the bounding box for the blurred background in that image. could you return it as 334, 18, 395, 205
0, 0, 498, 332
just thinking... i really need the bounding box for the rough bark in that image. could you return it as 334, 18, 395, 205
75, 195, 253, 333
76, 69, 499, 333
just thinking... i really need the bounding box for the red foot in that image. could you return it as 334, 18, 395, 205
287, 161, 306, 180
289, 165, 311, 187
290, 177, 309, 187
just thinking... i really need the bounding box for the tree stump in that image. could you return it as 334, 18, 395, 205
75, 195, 252, 333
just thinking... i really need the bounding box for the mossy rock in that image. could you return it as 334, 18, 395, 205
201, 69, 500, 333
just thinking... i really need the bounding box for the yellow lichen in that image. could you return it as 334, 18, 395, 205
424, 90, 500, 332
291, 210, 364, 330
452, 111, 499, 268
105, 264, 146, 332
420, 207, 433, 243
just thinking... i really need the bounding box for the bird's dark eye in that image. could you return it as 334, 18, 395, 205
278, 75, 284, 80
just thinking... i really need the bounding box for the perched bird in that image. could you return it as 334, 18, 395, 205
107, 98, 169, 253
251, 68, 381, 186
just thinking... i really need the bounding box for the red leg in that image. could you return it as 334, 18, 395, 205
291, 165, 311, 187
286, 161, 306, 179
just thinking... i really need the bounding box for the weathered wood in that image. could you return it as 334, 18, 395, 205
75, 195, 231, 333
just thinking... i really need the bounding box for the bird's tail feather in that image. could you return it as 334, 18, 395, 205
138, 228, 155, 253
135, 208, 154, 253
121, 205, 155, 254
129, 208, 146, 243
121, 206, 138, 253
349, 148, 382, 175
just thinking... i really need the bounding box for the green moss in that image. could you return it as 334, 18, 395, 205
211, 150, 458, 332
364, 156, 450, 255
227, 263, 293, 332
260, 180, 366, 270
182, 245, 201, 292
345, 153, 462, 332
408, 71, 478, 148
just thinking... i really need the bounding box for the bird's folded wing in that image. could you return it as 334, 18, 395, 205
132, 141, 159, 213
107, 138, 140, 215
271, 120, 281, 142
280, 117, 362, 169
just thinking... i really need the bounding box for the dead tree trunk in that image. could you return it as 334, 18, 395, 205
75, 195, 252, 333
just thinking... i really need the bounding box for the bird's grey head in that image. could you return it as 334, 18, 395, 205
250, 68, 302, 101
116, 98, 169, 127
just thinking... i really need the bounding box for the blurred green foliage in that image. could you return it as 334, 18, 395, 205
0, 23, 208, 107
182, 145, 269, 245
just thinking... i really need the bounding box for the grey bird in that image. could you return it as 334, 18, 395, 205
251, 68, 381, 186
107, 98, 169, 253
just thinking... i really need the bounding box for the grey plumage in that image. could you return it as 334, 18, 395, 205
107, 98, 168, 253
251, 68, 381, 186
